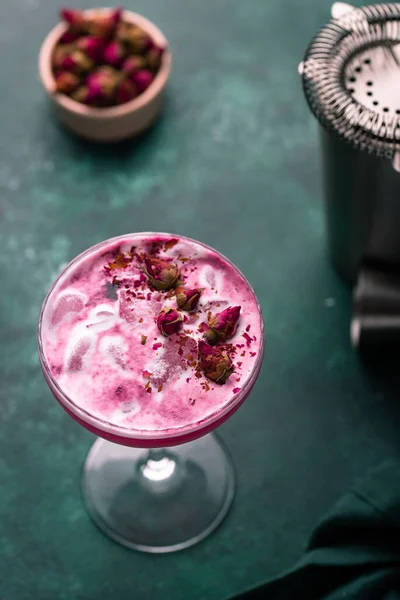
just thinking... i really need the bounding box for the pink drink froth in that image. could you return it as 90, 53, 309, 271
40, 234, 263, 444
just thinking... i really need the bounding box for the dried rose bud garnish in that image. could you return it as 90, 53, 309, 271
176, 288, 202, 311
61, 49, 94, 73
130, 69, 154, 93
204, 306, 241, 346
103, 40, 126, 66
59, 30, 80, 44
76, 36, 105, 61
87, 8, 122, 38
106, 250, 134, 270
71, 85, 90, 103
53, 7, 165, 108
143, 256, 181, 291
156, 308, 183, 337
116, 79, 137, 104
52, 44, 75, 69
147, 44, 164, 71
198, 341, 234, 385
116, 22, 151, 52
121, 55, 147, 75
61, 8, 87, 32
55, 71, 80, 94
85, 66, 122, 104
115, 21, 134, 44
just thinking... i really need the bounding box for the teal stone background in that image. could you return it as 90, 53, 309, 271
1, 0, 400, 599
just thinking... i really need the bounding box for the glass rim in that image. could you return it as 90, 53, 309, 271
37, 232, 265, 442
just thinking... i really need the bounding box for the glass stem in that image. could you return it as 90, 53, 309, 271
147, 448, 168, 462
138, 448, 182, 492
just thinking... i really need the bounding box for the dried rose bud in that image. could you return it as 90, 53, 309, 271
198, 341, 234, 385
121, 55, 147, 75
86, 66, 122, 103
87, 8, 122, 38
61, 50, 94, 73
204, 306, 241, 345
116, 22, 151, 52
59, 30, 80, 44
87, 18, 113, 38
76, 36, 105, 62
176, 288, 202, 311
157, 308, 183, 337
130, 69, 154, 93
71, 85, 90, 104
116, 79, 137, 104
103, 40, 125, 66
143, 257, 181, 291
146, 44, 164, 71
60, 8, 86, 31
60, 55, 75, 71
115, 21, 134, 43
53, 47, 65, 69
55, 71, 80, 94
52, 44, 74, 69
129, 26, 152, 52
109, 7, 123, 24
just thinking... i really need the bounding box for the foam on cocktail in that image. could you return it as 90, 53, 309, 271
42, 234, 262, 433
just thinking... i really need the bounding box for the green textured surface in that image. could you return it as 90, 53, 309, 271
1, 1, 400, 599
237, 461, 400, 599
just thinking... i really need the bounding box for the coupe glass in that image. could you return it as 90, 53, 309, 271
38, 233, 264, 553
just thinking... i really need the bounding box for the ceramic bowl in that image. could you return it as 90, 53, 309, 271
38, 9, 171, 142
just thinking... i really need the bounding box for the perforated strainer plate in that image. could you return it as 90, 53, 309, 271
301, 3, 400, 158
345, 46, 400, 115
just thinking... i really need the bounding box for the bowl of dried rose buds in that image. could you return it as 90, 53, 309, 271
39, 7, 171, 141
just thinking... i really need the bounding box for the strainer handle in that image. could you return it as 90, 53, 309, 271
331, 2, 354, 19
392, 151, 400, 173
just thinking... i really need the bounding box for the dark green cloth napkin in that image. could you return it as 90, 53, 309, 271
234, 462, 400, 599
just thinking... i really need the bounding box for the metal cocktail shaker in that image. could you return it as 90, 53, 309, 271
300, 2, 400, 350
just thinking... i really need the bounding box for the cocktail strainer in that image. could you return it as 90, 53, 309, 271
300, 2, 400, 350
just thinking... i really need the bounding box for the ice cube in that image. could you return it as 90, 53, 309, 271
100, 336, 127, 371
203, 267, 216, 288
67, 337, 91, 372
198, 266, 224, 292
109, 344, 126, 369
85, 305, 117, 333
112, 384, 140, 418
94, 306, 115, 319
51, 291, 86, 326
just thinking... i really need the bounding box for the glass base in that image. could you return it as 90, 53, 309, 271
82, 433, 235, 553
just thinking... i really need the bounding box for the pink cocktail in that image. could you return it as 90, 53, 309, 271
38, 233, 264, 552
